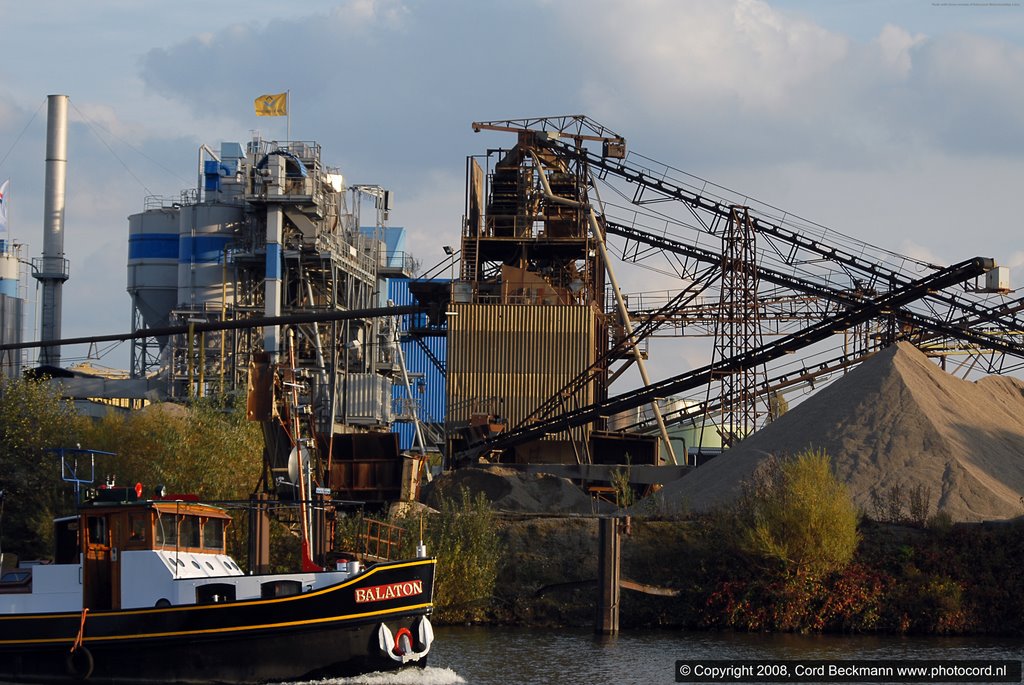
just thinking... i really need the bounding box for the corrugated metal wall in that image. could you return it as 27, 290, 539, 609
388, 278, 447, 451
447, 303, 598, 442
340, 373, 392, 425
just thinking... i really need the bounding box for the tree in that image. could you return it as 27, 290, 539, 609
0, 378, 87, 559
82, 398, 263, 501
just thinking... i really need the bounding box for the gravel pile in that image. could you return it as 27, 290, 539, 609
420, 466, 605, 514
649, 342, 1024, 521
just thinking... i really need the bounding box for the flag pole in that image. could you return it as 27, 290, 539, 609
287, 90, 291, 142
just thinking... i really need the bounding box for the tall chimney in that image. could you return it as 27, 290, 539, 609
35, 94, 70, 367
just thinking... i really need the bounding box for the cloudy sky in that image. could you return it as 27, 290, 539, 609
1, 0, 1022, 373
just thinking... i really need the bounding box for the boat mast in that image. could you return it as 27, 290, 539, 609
287, 329, 320, 572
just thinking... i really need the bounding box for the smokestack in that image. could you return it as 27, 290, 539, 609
35, 94, 70, 367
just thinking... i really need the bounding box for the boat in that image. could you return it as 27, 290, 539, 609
0, 478, 436, 683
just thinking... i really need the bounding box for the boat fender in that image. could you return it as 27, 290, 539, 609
66, 646, 94, 680
415, 616, 434, 653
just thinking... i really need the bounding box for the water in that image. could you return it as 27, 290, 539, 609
313, 627, 1023, 685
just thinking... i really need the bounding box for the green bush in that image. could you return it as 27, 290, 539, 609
730, 449, 860, 578
411, 488, 500, 623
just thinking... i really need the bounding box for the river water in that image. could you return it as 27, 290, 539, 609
316, 627, 1022, 685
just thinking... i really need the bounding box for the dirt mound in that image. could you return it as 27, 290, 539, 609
136, 402, 189, 419
648, 342, 1024, 522
421, 466, 605, 514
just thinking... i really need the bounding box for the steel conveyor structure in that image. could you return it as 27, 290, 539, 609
462, 115, 1024, 461
509, 217, 1022, 440
540, 133, 1024, 373
461, 256, 995, 460
603, 220, 1024, 360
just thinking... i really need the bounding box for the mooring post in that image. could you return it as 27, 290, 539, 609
596, 516, 621, 634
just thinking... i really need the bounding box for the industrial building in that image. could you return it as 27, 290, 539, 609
123, 134, 425, 501
436, 116, 1024, 471
5, 104, 1024, 498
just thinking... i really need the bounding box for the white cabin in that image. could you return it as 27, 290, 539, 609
0, 492, 355, 614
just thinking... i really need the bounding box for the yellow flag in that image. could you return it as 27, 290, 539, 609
254, 92, 288, 116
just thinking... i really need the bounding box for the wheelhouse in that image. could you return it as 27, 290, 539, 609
58, 488, 235, 611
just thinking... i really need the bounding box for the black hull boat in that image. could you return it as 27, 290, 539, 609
1, 557, 435, 684
0, 491, 436, 684
2, 344, 440, 683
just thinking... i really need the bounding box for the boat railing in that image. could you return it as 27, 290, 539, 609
359, 518, 405, 562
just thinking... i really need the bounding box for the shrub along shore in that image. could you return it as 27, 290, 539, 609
478, 514, 1024, 636
417, 452, 1024, 636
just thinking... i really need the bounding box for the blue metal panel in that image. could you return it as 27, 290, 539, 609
203, 160, 221, 191
128, 232, 178, 260
178, 235, 233, 263
388, 278, 447, 451
265, 243, 282, 279
361, 226, 407, 269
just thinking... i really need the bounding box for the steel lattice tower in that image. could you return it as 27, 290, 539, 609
713, 206, 764, 446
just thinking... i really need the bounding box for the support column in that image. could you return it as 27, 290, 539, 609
264, 155, 285, 360
596, 516, 621, 634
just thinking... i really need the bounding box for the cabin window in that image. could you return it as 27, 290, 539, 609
179, 516, 201, 549
202, 518, 225, 551
196, 582, 236, 604
155, 513, 177, 546
127, 514, 147, 543
87, 516, 108, 546
261, 579, 302, 598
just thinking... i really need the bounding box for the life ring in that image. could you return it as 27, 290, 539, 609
66, 646, 94, 680
392, 627, 414, 656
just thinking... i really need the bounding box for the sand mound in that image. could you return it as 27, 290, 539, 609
136, 402, 189, 419
421, 466, 604, 514
650, 342, 1024, 522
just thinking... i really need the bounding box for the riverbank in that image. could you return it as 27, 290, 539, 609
471, 515, 1024, 636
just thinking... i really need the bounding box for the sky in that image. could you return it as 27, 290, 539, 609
1, 0, 1023, 374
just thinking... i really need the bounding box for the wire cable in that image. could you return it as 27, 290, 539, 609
0, 97, 46, 170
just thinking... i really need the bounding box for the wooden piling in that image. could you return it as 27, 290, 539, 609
596, 516, 621, 634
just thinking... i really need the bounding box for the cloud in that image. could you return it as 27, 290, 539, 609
6, 0, 1021, 375
875, 24, 925, 77
390, 167, 464, 271
544, 0, 1024, 169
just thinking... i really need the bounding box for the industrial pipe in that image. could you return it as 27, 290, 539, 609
36, 94, 71, 367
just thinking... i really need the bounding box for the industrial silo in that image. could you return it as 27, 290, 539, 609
0, 245, 23, 378
176, 203, 240, 311
127, 206, 179, 378
128, 207, 179, 330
